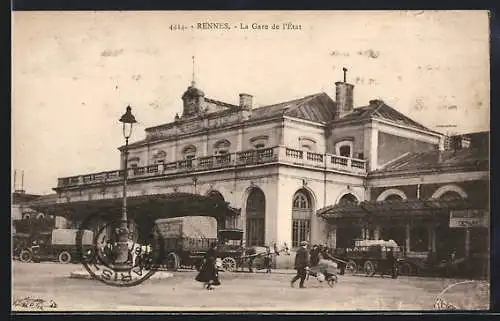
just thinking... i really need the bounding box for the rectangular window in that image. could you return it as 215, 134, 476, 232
292, 219, 310, 248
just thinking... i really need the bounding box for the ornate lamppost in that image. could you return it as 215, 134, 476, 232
114, 106, 137, 267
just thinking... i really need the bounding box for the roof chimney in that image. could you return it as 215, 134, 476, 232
335, 67, 354, 119
239, 93, 253, 110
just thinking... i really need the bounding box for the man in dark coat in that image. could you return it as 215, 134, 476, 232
291, 241, 310, 288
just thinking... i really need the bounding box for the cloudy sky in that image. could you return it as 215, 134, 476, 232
12, 11, 490, 194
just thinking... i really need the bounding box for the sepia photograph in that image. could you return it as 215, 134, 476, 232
11, 10, 490, 311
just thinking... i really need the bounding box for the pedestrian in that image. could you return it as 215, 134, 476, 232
310, 244, 320, 267
195, 243, 221, 290
291, 241, 310, 288
264, 245, 272, 273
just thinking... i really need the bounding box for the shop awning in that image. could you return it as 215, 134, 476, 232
26, 192, 241, 221
317, 198, 481, 220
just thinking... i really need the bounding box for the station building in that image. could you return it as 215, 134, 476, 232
26, 75, 489, 263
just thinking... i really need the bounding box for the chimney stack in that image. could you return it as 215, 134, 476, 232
335, 67, 354, 119
239, 93, 253, 110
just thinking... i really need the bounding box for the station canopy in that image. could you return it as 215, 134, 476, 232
26, 192, 241, 221
317, 198, 480, 221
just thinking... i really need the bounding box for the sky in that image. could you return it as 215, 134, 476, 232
12, 11, 490, 195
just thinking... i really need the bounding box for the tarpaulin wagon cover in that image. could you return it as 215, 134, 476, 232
51, 229, 93, 246
155, 216, 218, 252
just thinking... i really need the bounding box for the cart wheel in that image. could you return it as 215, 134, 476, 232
327, 275, 338, 287
345, 260, 357, 275
222, 257, 237, 272
19, 250, 33, 263
166, 252, 180, 271
399, 262, 414, 276
58, 251, 72, 264
364, 261, 376, 277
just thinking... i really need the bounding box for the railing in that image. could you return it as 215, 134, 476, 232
57, 146, 367, 188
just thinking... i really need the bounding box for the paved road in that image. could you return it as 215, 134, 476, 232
11, 262, 489, 311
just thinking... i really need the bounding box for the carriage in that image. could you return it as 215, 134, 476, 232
343, 239, 403, 277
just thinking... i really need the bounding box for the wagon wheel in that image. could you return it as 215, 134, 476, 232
327, 275, 338, 287
166, 252, 180, 271
222, 257, 237, 272
345, 260, 357, 275
399, 262, 414, 276
19, 250, 33, 263
364, 260, 376, 277
58, 251, 72, 264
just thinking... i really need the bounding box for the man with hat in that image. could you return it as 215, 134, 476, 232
291, 241, 310, 288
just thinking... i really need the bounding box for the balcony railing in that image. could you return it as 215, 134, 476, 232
57, 146, 367, 188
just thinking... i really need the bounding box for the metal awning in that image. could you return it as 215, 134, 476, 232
27, 192, 241, 221
317, 198, 481, 220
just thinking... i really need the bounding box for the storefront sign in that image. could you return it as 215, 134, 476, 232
449, 210, 489, 228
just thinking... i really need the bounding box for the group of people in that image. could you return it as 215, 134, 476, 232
290, 241, 342, 288
195, 242, 291, 290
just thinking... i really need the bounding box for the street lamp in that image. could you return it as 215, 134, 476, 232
114, 106, 137, 267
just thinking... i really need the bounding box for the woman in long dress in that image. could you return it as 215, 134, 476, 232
195, 243, 221, 290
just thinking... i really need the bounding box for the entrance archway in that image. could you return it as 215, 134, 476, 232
379, 194, 406, 246
207, 190, 226, 230
245, 188, 266, 246
336, 193, 360, 248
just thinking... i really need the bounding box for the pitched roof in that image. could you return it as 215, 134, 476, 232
371, 147, 489, 175
251, 92, 336, 123
334, 100, 434, 132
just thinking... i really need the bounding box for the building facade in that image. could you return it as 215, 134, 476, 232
51, 75, 487, 255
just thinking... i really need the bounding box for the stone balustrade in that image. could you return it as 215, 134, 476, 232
57, 146, 367, 188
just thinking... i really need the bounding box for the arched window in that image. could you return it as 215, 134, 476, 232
339, 145, 351, 157
292, 190, 313, 248
385, 194, 403, 202
128, 156, 140, 168
338, 193, 359, 206
214, 139, 231, 154
439, 191, 463, 201
293, 192, 310, 209
182, 145, 197, 167
246, 188, 266, 246
152, 150, 167, 164
214, 140, 231, 164
335, 140, 354, 158
299, 137, 317, 152
250, 135, 269, 149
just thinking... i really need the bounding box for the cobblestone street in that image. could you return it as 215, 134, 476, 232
11, 262, 489, 311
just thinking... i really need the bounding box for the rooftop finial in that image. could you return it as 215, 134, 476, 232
191, 56, 196, 87
343, 67, 347, 83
